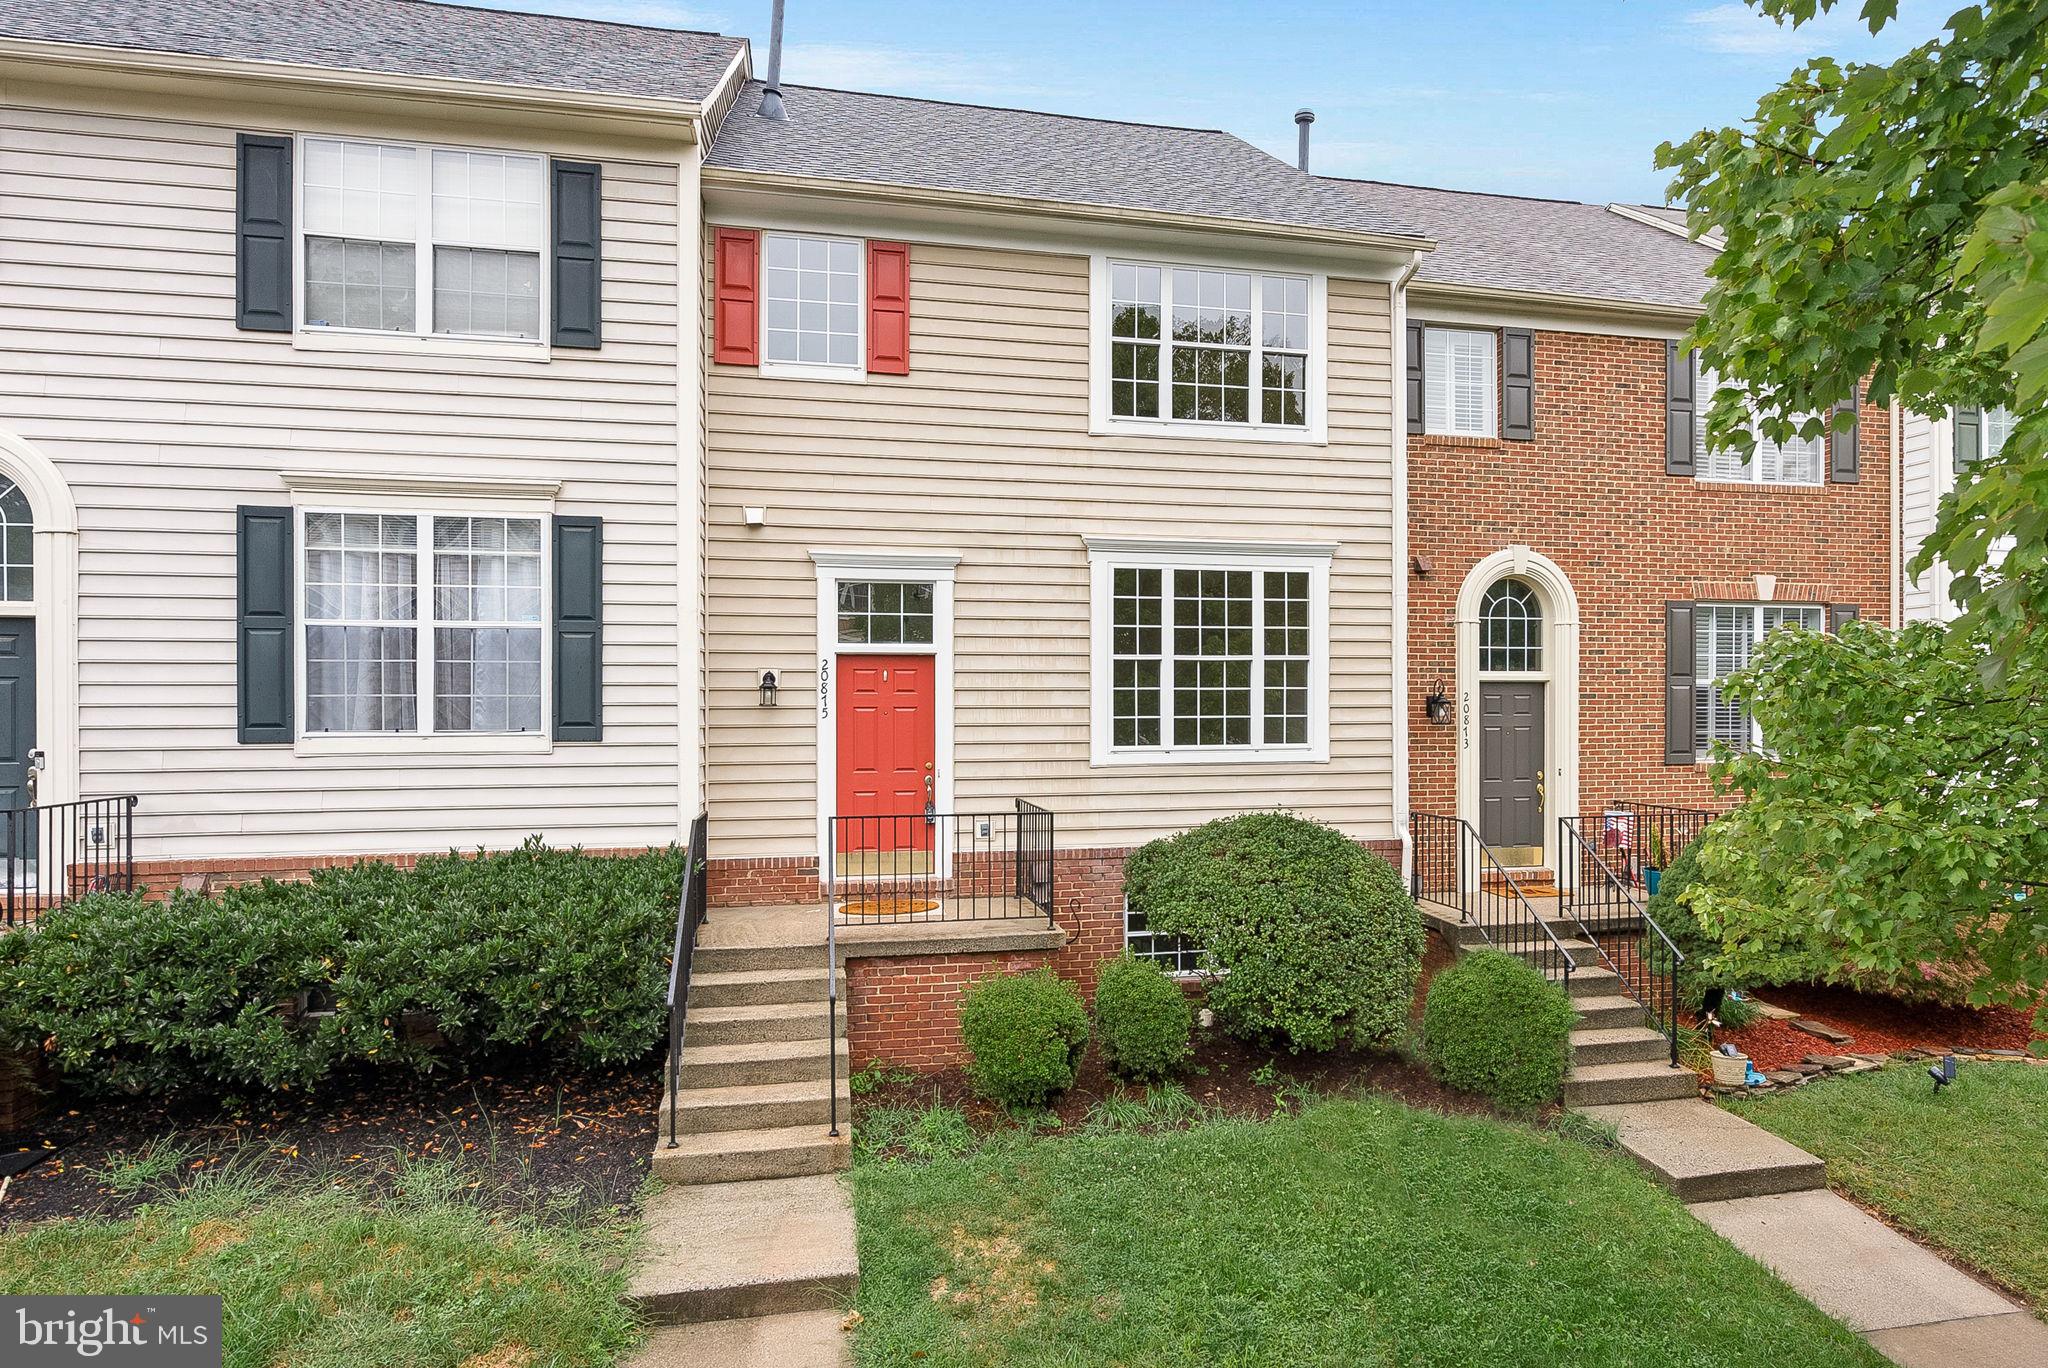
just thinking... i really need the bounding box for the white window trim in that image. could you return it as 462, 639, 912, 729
1693, 601, 1825, 758
758, 229, 868, 383
291, 133, 552, 355
1421, 325, 1499, 439
1694, 363, 1826, 488
1087, 255, 1328, 444
1085, 536, 1333, 767
288, 489, 557, 757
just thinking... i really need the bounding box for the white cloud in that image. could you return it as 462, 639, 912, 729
779, 42, 1072, 103
1682, 1, 1940, 58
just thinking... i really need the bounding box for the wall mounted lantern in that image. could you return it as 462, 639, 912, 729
758, 669, 779, 707
1423, 680, 1452, 726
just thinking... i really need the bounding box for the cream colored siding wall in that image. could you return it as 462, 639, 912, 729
1899, 408, 1950, 622
0, 93, 685, 859
705, 240, 1397, 858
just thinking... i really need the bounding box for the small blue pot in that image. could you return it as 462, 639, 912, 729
1645, 868, 1663, 897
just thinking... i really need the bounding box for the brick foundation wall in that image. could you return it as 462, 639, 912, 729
1407, 327, 1892, 821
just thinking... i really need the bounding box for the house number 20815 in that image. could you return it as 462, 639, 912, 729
818, 656, 831, 719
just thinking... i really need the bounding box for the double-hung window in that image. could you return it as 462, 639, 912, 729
1693, 602, 1822, 755
302, 510, 546, 736
1422, 327, 1498, 437
762, 232, 862, 370
1090, 543, 1329, 763
1104, 260, 1313, 432
1695, 364, 1824, 485
299, 137, 546, 342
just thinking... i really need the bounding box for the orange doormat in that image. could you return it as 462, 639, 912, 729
839, 896, 939, 918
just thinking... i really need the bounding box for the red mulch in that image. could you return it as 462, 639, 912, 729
1713, 984, 2044, 1072
0, 1059, 662, 1226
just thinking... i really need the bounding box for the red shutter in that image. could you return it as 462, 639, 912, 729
712, 227, 759, 366
867, 240, 910, 375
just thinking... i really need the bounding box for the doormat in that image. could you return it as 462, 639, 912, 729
839, 896, 939, 918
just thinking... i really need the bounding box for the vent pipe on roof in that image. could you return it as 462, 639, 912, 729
1294, 108, 1315, 172
759, 0, 787, 121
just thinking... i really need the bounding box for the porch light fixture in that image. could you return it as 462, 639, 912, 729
758, 669, 779, 707
1424, 680, 1451, 726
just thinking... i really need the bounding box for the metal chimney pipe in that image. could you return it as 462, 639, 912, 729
1294, 108, 1315, 172
759, 0, 787, 121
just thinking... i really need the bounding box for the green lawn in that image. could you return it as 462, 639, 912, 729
0, 1162, 639, 1368
850, 1097, 1886, 1368
1727, 1061, 2048, 1312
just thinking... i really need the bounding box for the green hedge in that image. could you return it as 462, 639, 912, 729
959, 968, 1089, 1110
1123, 813, 1425, 1053
1421, 950, 1576, 1113
1092, 954, 1192, 1080
0, 839, 684, 1098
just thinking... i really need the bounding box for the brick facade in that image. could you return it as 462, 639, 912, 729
1407, 326, 1892, 824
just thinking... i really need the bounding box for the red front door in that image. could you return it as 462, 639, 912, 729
836, 655, 936, 853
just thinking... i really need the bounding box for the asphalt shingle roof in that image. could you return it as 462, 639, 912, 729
707, 82, 1430, 242
0, 0, 745, 104
1323, 178, 1712, 309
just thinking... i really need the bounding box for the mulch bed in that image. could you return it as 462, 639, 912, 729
0, 1058, 663, 1226
1712, 984, 2043, 1072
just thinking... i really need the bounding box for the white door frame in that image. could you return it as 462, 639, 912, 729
809, 549, 960, 884
0, 430, 80, 808
1455, 546, 1579, 883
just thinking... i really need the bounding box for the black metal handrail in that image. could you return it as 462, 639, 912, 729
663, 812, 709, 1150
3, 795, 139, 926
826, 803, 1056, 925
1558, 816, 1686, 1066
1611, 801, 1717, 879
1409, 810, 1576, 987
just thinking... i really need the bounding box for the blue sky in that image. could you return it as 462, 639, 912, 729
456, 0, 1949, 204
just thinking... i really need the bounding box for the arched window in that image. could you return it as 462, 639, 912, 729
0, 478, 30, 602
1479, 577, 1541, 673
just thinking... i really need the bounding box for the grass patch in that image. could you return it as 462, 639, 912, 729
0, 1159, 639, 1368
1726, 1061, 2048, 1311
851, 1096, 1885, 1367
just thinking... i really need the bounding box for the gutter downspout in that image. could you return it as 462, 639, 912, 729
1391, 255, 1422, 886
678, 132, 707, 829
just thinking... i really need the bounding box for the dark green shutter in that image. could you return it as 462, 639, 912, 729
1829, 382, 1860, 483
1828, 603, 1860, 633
1954, 404, 1982, 472
1501, 327, 1534, 441
553, 515, 603, 740
1665, 341, 1696, 476
1664, 600, 1696, 765
235, 134, 292, 332
1405, 320, 1425, 435
550, 160, 602, 350
237, 506, 294, 742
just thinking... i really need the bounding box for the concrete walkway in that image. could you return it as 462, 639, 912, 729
1585, 1096, 2048, 1366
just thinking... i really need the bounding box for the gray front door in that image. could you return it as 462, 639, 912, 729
0, 619, 33, 813
1479, 681, 1544, 860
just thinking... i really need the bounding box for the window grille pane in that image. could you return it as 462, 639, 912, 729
1478, 578, 1542, 673
762, 233, 861, 367
429, 150, 544, 251
1423, 328, 1496, 437
1984, 405, 2014, 461
1170, 346, 1250, 423
1171, 568, 1253, 747
1125, 899, 1203, 974
305, 625, 417, 733
302, 138, 416, 242
1262, 570, 1311, 745
836, 580, 935, 645
433, 626, 542, 733
1112, 567, 1163, 748
1261, 353, 1307, 426
305, 237, 416, 332
0, 477, 31, 603
1169, 268, 1252, 345
1260, 274, 1309, 351
433, 246, 541, 339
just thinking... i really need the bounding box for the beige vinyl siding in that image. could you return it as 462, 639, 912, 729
705, 240, 1397, 858
1899, 408, 1949, 622
0, 94, 685, 860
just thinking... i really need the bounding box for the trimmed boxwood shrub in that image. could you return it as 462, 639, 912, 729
0, 839, 684, 1099
1123, 812, 1425, 1053
1421, 949, 1576, 1112
1092, 953, 1192, 1080
958, 968, 1088, 1109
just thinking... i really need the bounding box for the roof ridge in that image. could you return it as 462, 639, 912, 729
758, 79, 1232, 138
382, 0, 731, 41
1318, 173, 1594, 208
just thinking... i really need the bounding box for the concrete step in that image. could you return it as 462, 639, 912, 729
651, 1124, 852, 1185
662, 1077, 853, 1136
625, 1312, 851, 1368
1565, 1059, 1699, 1106
1561, 966, 1625, 999
690, 966, 842, 1009
687, 1001, 843, 1048
680, 1037, 849, 1090
1571, 1025, 1672, 1068
1570, 994, 1653, 1031
629, 1174, 857, 1325
694, 940, 828, 975
1578, 1099, 1826, 1202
